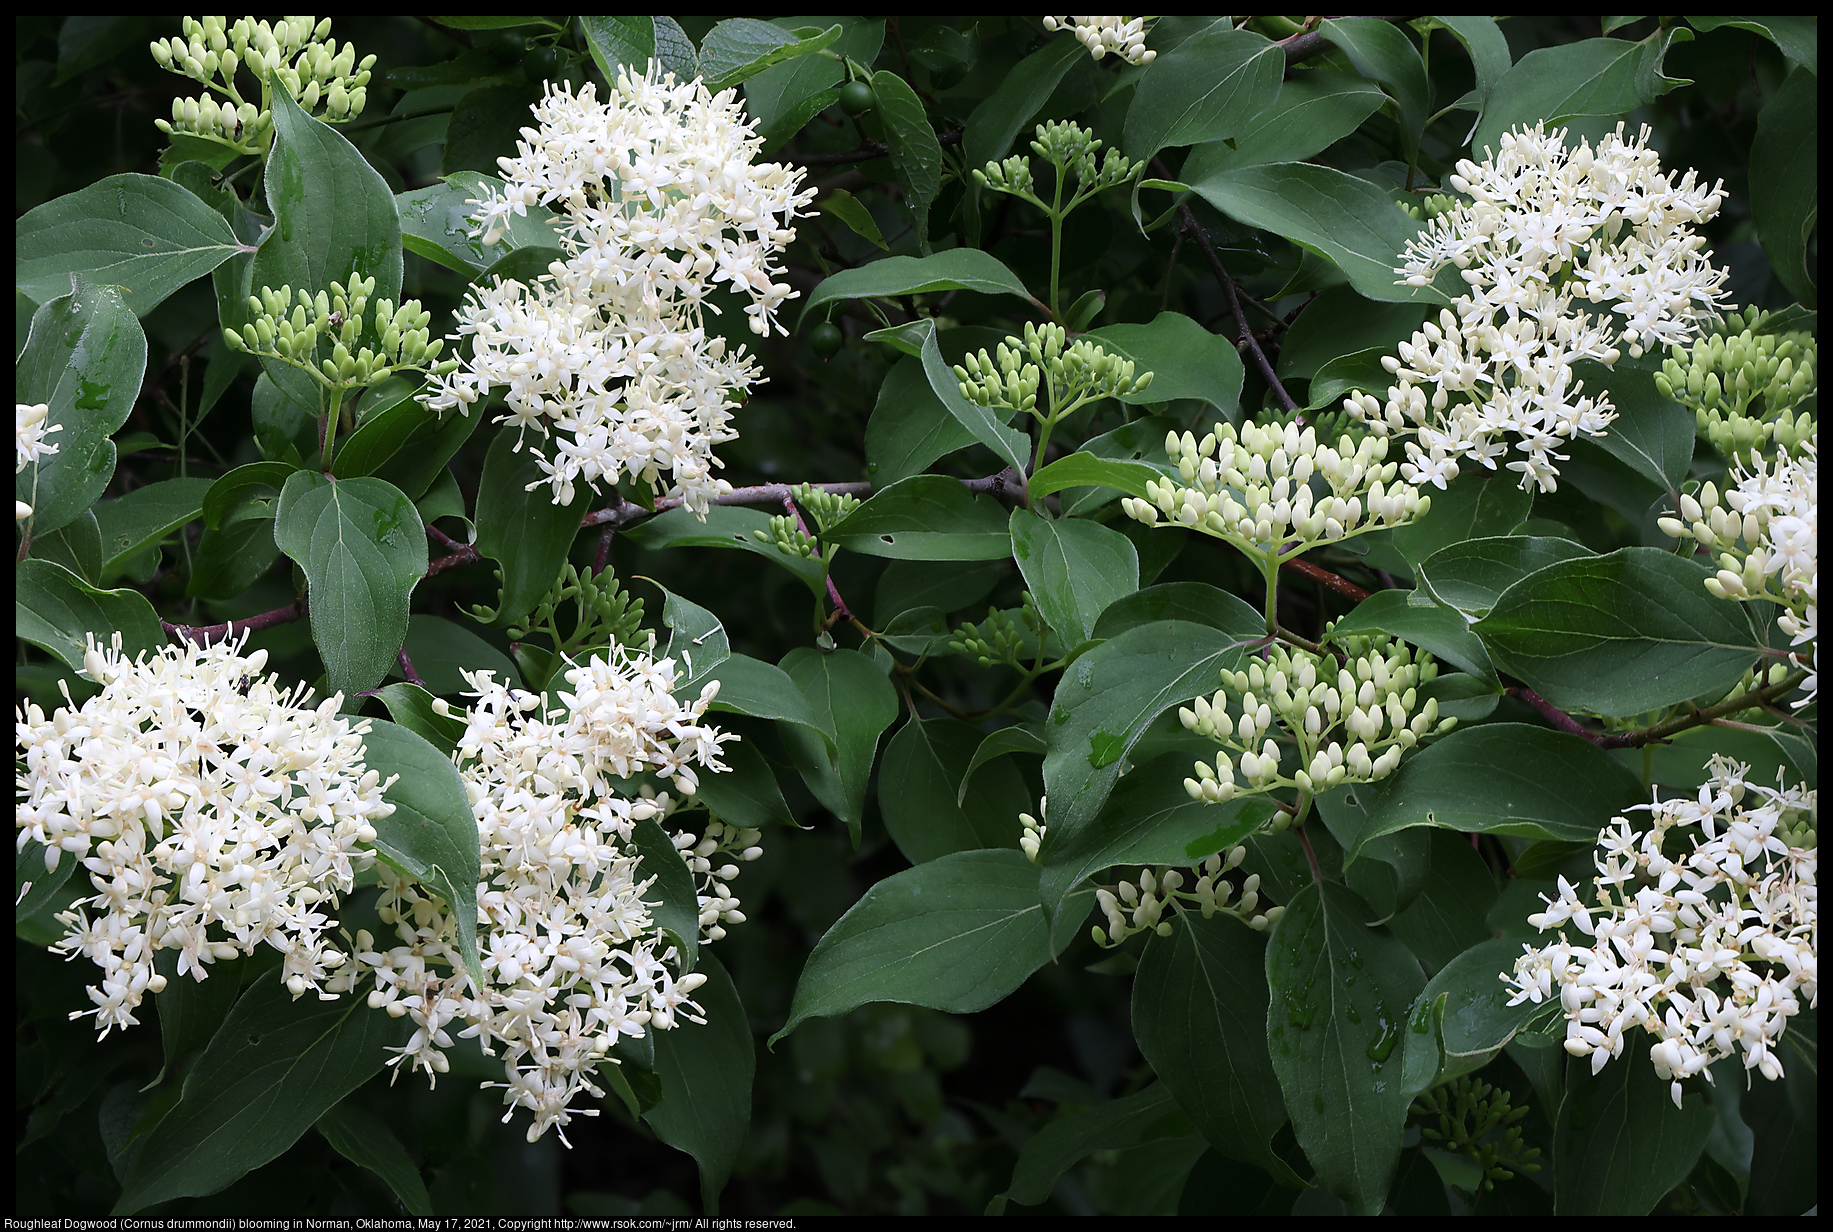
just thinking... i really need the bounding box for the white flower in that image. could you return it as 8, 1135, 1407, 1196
15, 401, 62, 520
420, 65, 816, 517
356, 643, 754, 1145
1043, 16, 1157, 65
1350, 123, 1731, 493
15, 633, 393, 1038
1502, 757, 1816, 1109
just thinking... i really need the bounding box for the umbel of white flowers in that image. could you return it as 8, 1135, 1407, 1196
1347, 122, 1732, 493
360, 647, 755, 1145
1502, 757, 1816, 1110
14, 634, 395, 1038
421, 63, 817, 518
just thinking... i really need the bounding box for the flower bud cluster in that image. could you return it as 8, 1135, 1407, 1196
950, 592, 1049, 667
357, 644, 745, 1145
1502, 757, 1816, 1110
1121, 419, 1429, 566
1179, 636, 1453, 806
1397, 192, 1458, 223
1042, 16, 1157, 65
955, 321, 1151, 424
421, 67, 816, 517
223, 274, 455, 391
1655, 308, 1816, 465
973, 121, 1142, 217
1658, 439, 1815, 707
16, 401, 62, 522
1349, 123, 1731, 493
671, 819, 765, 942
15, 633, 394, 1039
470, 561, 647, 660
1410, 1076, 1542, 1191
1018, 797, 1048, 864
151, 16, 375, 152
1091, 847, 1284, 946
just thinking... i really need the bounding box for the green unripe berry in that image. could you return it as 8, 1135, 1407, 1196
809, 321, 844, 361
838, 80, 875, 117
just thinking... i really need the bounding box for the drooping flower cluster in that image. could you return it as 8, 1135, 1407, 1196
16, 400, 61, 521
1177, 635, 1454, 805
421, 65, 817, 516
1347, 123, 1732, 492
1121, 422, 1431, 611
1502, 757, 1816, 1109
1659, 439, 1816, 707
1092, 846, 1287, 946
150, 16, 376, 153
14, 634, 393, 1038
1042, 16, 1157, 64
355, 646, 753, 1144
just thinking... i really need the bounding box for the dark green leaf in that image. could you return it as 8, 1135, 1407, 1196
1123, 25, 1282, 165
1391, 469, 1533, 568
1324, 587, 1496, 682
1182, 71, 1387, 179
578, 16, 696, 84
696, 653, 833, 750
645, 953, 753, 1215
777, 647, 898, 840
961, 36, 1084, 172
1085, 311, 1245, 412
652, 583, 730, 693
1009, 509, 1137, 645
802, 250, 1034, 327
818, 189, 887, 250
695, 739, 794, 829
826, 473, 1014, 560
1003, 1084, 1190, 1207
631, 816, 701, 973
878, 716, 1028, 863
1401, 937, 1540, 1098
1749, 64, 1817, 309
369, 681, 467, 757
864, 353, 977, 485
699, 19, 840, 90
1317, 18, 1428, 164
392, 613, 520, 697
958, 724, 1047, 807
1276, 284, 1426, 383
316, 1101, 432, 1216
1552, 1034, 1714, 1214
1417, 535, 1594, 622
15, 558, 164, 671
1473, 29, 1695, 155
91, 477, 212, 577
1027, 453, 1161, 503
872, 70, 943, 255
623, 505, 828, 591
1091, 581, 1264, 641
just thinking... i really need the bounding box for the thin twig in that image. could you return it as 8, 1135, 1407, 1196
1176, 203, 1300, 414
1506, 670, 1810, 750
1279, 557, 1369, 602
163, 597, 307, 647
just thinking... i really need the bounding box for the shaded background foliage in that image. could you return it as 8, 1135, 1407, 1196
15, 15, 1814, 1216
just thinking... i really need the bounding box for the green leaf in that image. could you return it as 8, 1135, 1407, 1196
872, 70, 943, 255
472, 429, 592, 625
1042, 619, 1264, 857
1181, 70, 1387, 179
826, 473, 1014, 561
316, 1101, 432, 1217
961, 35, 1085, 172
1390, 469, 1533, 569
91, 477, 212, 577
1010, 509, 1137, 646
912, 318, 1034, 476
1123, 25, 1283, 165
958, 724, 1047, 804
578, 15, 697, 84
1348, 723, 1648, 859
746, 21, 882, 150
274, 472, 427, 697
622, 505, 828, 592
771, 849, 1055, 1045
777, 647, 898, 841
1474, 547, 1769, 717
15, 279, 146, 537
392, 613, 520, 697
695, 739, 794, 829
1553, 1034, 1714, 1214
1090, 581, 1265, 641
1401, 937, 1540, 1098
1040, 754, 1276, 924
396, 172, 566, 276
695, 653, 833, 750
647, 583, 731, 694
864, 353, 977, 486
16, 558, 165, 671
256, 67, 403, 318
1301, 345, 1397, 412
631, 816, 701, 973
1135, 913, 1306, 1186
202, 461, 296, 529
819, 189, 888, 251
112, 979, 410, 1214
1317, 18, 1428, 165
1002, 1084, 1191, 1207
16, 172, 246, 314
645, 954, 753, 1215
802, 249, 1034, 327
29, 508, 105, 585
699, 19, 840, 90
1027, 453, 1161, 502
879, 716, 1029, 864
1575, 359, 1696, 488
1473, 29, 1695, 156
368, 681, 467, 757
1186, 161, 1440, 304
1417, 535, 1595, 622
1431, 17, 1512, 143
327, 381, 430, 480
1323, 587, 1496, 683
361, 718, 486, 993
1084, 311, 1244, 412
1265, 881, 1424, 1215
1749, 65, 1817, 309
17, 838, 79, 926
1382, 831, 1498, 972
1688, 16, 1816, 73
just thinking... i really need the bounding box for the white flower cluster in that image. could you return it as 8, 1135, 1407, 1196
16, 400, 61, 521
421, 65, 816, 516
1659, 439, 1817, 707
1502, 757, 1816, 1109
1178, 636, 1454, 804
357, 646, 750, 1145
14, 634, 392, 1038
1347, 123, 1731, 492
151, 16, 376, 150
1042, 16, 1157, 64
1093, 846, 1286, 946
1121, 421, 1431, 578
